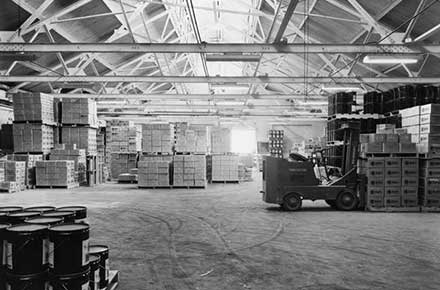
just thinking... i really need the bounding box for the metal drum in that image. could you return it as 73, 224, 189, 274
4, 224, 48, 275
5, 272, 49, 290
0, 223, 11, 270
89, 245, 109, 289
25, 217, 64, 227
89, 255, 101, 290
24, 206, 56, 213
42, 211, 75, 223
0, 213, 8, 224
0, 207, 23, 214
56, 206, 87, 220
7, 211, 41, 225
48, 223, 90, 276
49, 270, 90, 290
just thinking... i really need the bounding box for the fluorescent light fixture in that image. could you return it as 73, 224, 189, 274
363, 55, 419, 64
206, 54, 260, 62
322, 85, 363, 92
56, 82, 96, 89
0, 53, 37, 61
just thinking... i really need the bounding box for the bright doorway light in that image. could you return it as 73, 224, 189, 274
231, 128, 256, 154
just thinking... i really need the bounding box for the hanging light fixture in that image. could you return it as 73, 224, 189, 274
363, 55, 419, 64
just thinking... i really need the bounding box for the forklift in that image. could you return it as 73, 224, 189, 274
261, 121, 362, 211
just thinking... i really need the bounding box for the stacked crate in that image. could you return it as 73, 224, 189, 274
0, 161, 26, 192
49, 144, 86, 185
12, 93, 55, 154
6, 154, 43, 188
138, 159, 171, 187
210, 127, 231, 153
360, 124, 416, 154
401, 104, 440, 155
142, 123, 174, 153
269, 130, 284, 158
174, 123, 208, 153
110, 153, 137, 179
109, 125, 141, 152
211, 155, 239, 182
35, 160, 77, 188
61, 98, 98, 156
419, 159, 440, 208
173, 155, 206, 187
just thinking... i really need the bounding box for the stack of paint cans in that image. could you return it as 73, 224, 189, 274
0, 205, 112, 290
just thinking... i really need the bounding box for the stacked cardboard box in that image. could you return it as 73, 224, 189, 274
269, 130, 284, 158
419, 159, 440, 208
175, 123, 207, 153
61, 98, 98, 127
7, 154, 43, 187
61, 126, 97, 155
0, 161, 26, 192
13, 93, 54, 123
49, 144, 86, 184
210, 127, 231, 153
35, 160, 77, 187
360, 124, 416, 154
13, 123, 54, 154
142, 124, 174, 153
138, 159, 171, 187
238, 164, 253, 182
212, 155, 239, 182
173, 155, 206, 187
110, 153, 137, 179
108, 125, 141, 152
401, 104, 440, 155
366, 157, 419, 209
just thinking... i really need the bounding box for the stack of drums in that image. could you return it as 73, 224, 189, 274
48, 223, 91, 290
24, 206, 56, 213
0, 223, 11, 290
57, 206, 87, 222
3, 224, 49, 290
42, 211, 76, 223
89, 245, 110, 289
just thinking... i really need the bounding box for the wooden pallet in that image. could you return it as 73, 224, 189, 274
118, 180, 138, 184
107, 270, 119, 290
174, 152, 207, 155
61, 123, 98, 129
211, 180, 240, 184
13, 120, 58, 126
139, 185, 206, 189
366, 206, 420, 212
35, 183, 79, 189
327, 113, 382, 120
420, 206, 440, 212
141, 152, 172, 155
361, 152, 419, 158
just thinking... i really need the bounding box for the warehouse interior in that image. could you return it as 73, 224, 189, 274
0, 0, 440, 289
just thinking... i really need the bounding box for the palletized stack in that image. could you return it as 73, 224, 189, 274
109, 125, 141, 152
401, 104, 440, 155
49, 144, 86, 185
269, 130, 284, 158
0, 161, 26, 192
210, 127, 231, 153
419, 159, 440, 209
61, 98, 98, 156
360, 124, 416, 154
35, 160, 77, 188
138, 158, 171, 187
174, 123, 208, 153
110, 153, 137, 179
6, 154, 43, 188
142, 123, 174, 153
211, 155, 239, 182
238, 164, 253, 182
173, 155, 206, 187
12, 93, 55, 154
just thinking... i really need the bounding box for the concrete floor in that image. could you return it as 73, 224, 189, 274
1, 175, 439, 290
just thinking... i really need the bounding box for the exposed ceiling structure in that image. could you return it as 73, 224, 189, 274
0, 0, 440, 124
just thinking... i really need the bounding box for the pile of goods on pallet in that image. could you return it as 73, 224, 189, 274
6, 154, 43, 189
211, 155, 239, 182
174, 123, 208, 153
138, 156, 172, 187
49, 144, 86, 185
141, 123, 174, 154
35, 160, 77, 188
210, 127, 231, 154
268, 130, 284, 158
0, 160, 26, 193
173, 155, 206, 187
0, 124, 13, 154
0, 206, 117, 290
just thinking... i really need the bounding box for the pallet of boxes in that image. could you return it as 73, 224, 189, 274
209, 127, 239, 183
60, 98, 99, 186
138, 123, 174, 188
361, 123, 420, 212
9, 92, 56, 192
106, 120, 141, 183
401, 103, 440, 212
173, 123, 207, 188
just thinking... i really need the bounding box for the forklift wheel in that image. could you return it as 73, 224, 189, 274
282, 193, 302, 211
335, 190, 358, 211
325, 200, 337, 209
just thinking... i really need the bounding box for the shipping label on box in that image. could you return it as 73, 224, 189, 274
384, 186, 401, 196
385, 158, 401, 168
367, 158, 385, 168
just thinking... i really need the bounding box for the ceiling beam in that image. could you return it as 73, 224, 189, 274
1, 76, 439, 84
0, 43, 436, 54
273, 0, 300, 43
